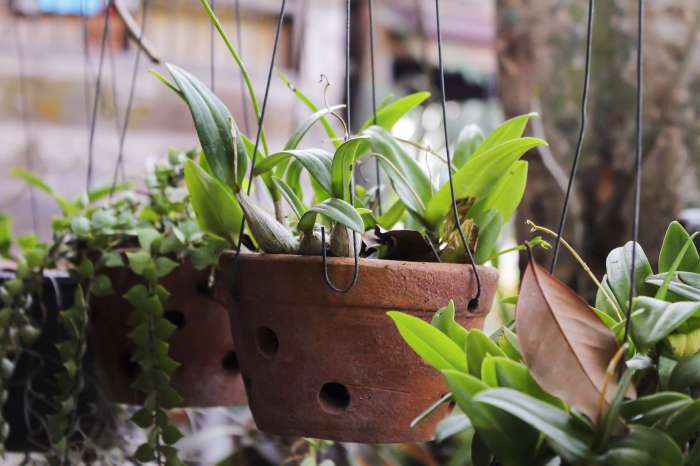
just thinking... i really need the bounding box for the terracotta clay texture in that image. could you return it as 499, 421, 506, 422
90, 259, 247, 407
215, 253, 498, 443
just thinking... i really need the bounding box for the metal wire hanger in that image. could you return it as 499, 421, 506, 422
320, 0, 360, 293
434, 0, 481, 310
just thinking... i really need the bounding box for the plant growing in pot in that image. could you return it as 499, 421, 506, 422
391, 220, 700, 465
158, 2, 546, 443
2, 152, 245, 464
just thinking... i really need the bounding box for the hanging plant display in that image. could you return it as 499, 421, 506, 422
156, 0, 546, 443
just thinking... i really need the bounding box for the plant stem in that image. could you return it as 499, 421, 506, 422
198, 0, 269, 155
526, 220, 623, 321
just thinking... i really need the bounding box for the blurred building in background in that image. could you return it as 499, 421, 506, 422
0, 0, 497, 242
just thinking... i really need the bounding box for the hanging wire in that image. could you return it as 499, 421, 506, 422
622, 0, 645, 348
368, 0, 382, 215
233, 0, 251, 133
106, 11, 123, 161
86, 0, 114, 191
229, 0, 287, 277
320, 0, 360, 293
549, 0, 595, 273
81, 0, 93, 136
110, 0, 151, 195
11, 10, 38, 232
434, 0, 480, 310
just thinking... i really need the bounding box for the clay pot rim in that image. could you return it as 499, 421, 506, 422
223, 251, 496, 274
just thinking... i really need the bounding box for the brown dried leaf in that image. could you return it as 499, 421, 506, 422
515, 255, 629, 420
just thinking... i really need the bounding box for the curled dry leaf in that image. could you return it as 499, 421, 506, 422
515, 254, 633, 421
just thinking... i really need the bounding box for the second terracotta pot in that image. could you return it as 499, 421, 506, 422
216, 253, 498, 443
90, 259, 247, 407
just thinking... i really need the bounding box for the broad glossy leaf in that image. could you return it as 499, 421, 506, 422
480, 357, 566, 409
466, 330, 506, 378
646, 274, 700, 302
365, 126, 432, 216
453, 124, 485, 168
330, 136, 370, 200
435, 413, 472, 442
388, 312, 467, 372
605, 241, 653, 310
431, 300, 469, 348
443, 371, 541, 466
621, 392, 691, 426
661, 399, 700, 447
630, 297, 700, 350
271, 176, 307, 220
183, 160, 241, 244
668, 352, 700, 390
659, 221, 700, 274
253, 149, 333, 195
285, 105, 344, 150
359, 91, 430, 131
516, 256, 623, 420
596, 425, 682, 466
167, 64, 241, 189
377, 199, 406, 229
471, 113, 537, 159
469, 161, 528, 224
474, 387, 593, 463
424, 137, 545, 228
298, 198, 364, 233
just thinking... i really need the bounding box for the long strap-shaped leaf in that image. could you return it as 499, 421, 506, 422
253, 149, 333, 195
298, 198, 364, 234
359, 91, 430, 131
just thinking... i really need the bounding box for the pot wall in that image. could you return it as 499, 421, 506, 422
91, 260, 247, 407
216, 254, 498, 443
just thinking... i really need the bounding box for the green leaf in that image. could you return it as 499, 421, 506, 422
91, 274, 113, 297
424, 137, 545, 228
435, 413, 472, 442
669, 352, 700, 390
184, 160, 242, 244
126, 250, 155, 277
155, 257, 179, 278
656, 233, 700, 300
134, 444, 156, 462
151, 69, 183, 98
472, 113, 537, 158
480, 357, 566, 410
130, 408, 153, 428
660, 399, 700, 447
365, 126, 432, 216
659, 221, 700, 274
377, 199, 406, 229
0, 214, 12, 258
70, 216, 91, 239
453, 124, 485, 168
606, 241, 653, 311
298, 198, 365, 234
359, 91, 430, 131
11, 168, 76, 215
167, 64, 243, 189
596, 425, 682, 466
595, 367, 636, 448
285, 105, 345, 150
271, 176, 307, 220
469, 161, 528, 224
254, 149, 333, 196
474, 387, 593, 463
630, 297, 700, 350
137, 228, 162, 253
621, 392, 691, 426
431, 300, 469, 348
443, 371, 541, 466
162, 424, 184, 445
388, 311, 467, 372
466, 330, 506, 378
330, 136, 370, 201
474, 210, 504, 265
102, 251, 124, 268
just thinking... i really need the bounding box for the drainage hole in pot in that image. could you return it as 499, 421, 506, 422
163, 310, 186, 330
221, 351, 239, 373
121, 354, 140, 379
318, 382, 351, 414
255, 326, 279, 358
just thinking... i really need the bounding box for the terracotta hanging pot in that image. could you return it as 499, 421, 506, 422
90, 259, 247, 407
214, 253, 498, 443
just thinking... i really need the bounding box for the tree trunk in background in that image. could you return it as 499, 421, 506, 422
496, 0, 700, 295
